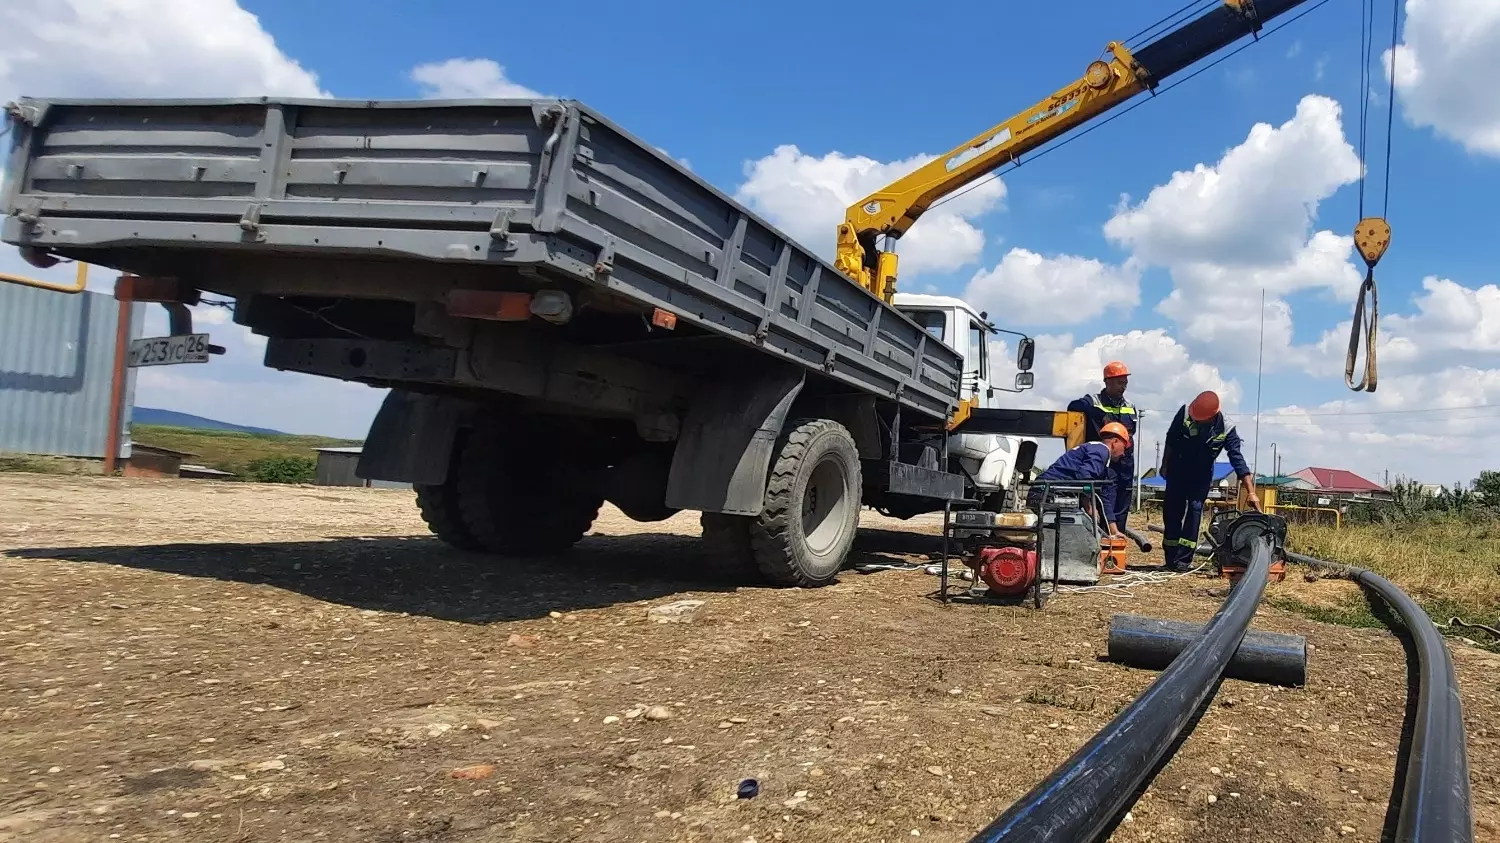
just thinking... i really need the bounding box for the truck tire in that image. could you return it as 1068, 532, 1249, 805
749, 418, 862, 587
414, 480, 485, 551
456, 433, 603, 556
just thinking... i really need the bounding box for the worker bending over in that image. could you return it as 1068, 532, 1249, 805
1159, 391, 1260, 572
1025, 422, 1131, 536
1068, 361, 1138, 534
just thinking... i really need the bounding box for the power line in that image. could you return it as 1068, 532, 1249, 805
1137, 402, 1500, 419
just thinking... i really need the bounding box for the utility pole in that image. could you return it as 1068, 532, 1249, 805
1252, 287, 1265, 477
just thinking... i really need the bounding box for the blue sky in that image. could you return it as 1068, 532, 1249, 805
3, 0, 1499, 484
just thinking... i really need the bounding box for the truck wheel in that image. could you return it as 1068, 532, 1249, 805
456, 434, 603, 556
749, 418, 862, 587
414, 480, 485, 551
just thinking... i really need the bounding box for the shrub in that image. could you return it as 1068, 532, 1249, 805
246, 455, 316, 484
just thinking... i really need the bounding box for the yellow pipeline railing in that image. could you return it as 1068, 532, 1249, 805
0, 260, 88, 293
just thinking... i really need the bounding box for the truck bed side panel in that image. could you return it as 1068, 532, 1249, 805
2, 97, 964, 420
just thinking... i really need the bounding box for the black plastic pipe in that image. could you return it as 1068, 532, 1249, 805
966, 532, 1274, 843
1285, 551, 1474, 843
1107, 613, 1307, 687
1121, 526, 1153, 553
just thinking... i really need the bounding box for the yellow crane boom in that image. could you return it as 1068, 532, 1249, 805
836, 0, 1327, 303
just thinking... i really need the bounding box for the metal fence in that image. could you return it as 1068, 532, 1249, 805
0, 283, 142, 459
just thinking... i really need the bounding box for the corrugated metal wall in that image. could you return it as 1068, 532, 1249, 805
0, 283, 143, 459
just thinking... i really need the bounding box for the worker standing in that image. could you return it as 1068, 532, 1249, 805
1025, 422, 1132, 536
1159, 391, 1261, 572
1068, 361, 1138, 534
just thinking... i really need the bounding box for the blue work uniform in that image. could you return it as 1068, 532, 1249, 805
1067, 391, 1138, 531
1159, 406, 1251, 570
1025, 441, 1115, 520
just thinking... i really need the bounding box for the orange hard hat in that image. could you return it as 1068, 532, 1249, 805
1188, 390, 1221, 421
1099, 421, 1132, 448
1103, 360, 1130, 380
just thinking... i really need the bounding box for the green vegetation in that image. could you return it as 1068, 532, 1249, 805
1268, 470, 1500, 649
131, 424, 358, 481
245, 455, 318, 484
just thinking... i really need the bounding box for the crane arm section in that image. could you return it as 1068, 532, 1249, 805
839, 0, 1319, 301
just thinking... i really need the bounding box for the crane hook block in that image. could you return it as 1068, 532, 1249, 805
1353, 217, 1391, 269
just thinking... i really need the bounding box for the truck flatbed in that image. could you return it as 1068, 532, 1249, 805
2, 96, 963, 422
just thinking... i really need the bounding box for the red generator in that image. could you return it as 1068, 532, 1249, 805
967, 545, 1040, 596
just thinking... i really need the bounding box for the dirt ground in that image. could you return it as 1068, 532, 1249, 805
1, 474, 1496, 843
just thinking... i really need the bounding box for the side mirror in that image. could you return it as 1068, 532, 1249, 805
1015, 441, 1038, 476
1015, 372, 1034, 390
1016, 337, 1036, 371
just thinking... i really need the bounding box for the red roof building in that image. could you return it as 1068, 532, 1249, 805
1288, 467, 1387, 494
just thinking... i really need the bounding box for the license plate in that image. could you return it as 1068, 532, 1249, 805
127, 334, 211, 367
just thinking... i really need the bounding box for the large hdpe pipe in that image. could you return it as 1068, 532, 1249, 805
966, 530, 1274, 843
1284, 551, 1474, 843
1107, 613, 1307, 687
1121, 526, 1153, 553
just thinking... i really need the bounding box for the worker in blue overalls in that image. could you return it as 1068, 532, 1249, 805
1025, 422, 1131, 537
1160, 391, 1261, 572
1068, 361, 1138, 534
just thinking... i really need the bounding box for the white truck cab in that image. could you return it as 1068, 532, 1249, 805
892, 293, 1038, 509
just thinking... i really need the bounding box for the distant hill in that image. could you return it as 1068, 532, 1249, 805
133, 407, 285, 436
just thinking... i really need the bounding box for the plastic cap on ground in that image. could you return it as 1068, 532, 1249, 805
1103, 360, 1130, 379
1100, 421, 1132, 448
1189, 391, 1221, 421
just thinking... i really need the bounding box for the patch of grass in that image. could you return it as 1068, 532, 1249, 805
1267, 595, 1385, 631
130, 424, 359, 479
1289, 519, 1500, 630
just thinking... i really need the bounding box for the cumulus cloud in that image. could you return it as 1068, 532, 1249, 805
409, 58, 544, 99
1385, 0, 1500, 157
0, 0, 327, 101
1102, 95, 1365, 366
1260, 366, 1500, 484
963, 248, 1140, 326
734, 145, 1006, 278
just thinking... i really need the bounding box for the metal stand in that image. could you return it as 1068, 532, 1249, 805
936, 480, 1097, 609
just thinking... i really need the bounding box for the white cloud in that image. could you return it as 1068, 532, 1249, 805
0, 0, 326, 101
410, 58, 543, 99
1104, 96, 1360, 267
734, 145, 1006, 278
1101, 95, 1365, 367
1260, 366, 1500, 485
963, 248, 1140, 326
1385, 0, 1500, 157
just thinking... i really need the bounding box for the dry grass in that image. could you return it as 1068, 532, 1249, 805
1286, 518, 1500, 640
0, 453, 101, 475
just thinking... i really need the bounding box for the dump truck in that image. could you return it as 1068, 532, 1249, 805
2, 95, 1059, 587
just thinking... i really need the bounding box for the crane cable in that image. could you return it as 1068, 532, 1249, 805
1346, 0, 1401, 393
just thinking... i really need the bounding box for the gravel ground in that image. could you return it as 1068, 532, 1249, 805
0, 474, 1496, 843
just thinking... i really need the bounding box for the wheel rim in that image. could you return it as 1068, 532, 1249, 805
802, 454, 852, 557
